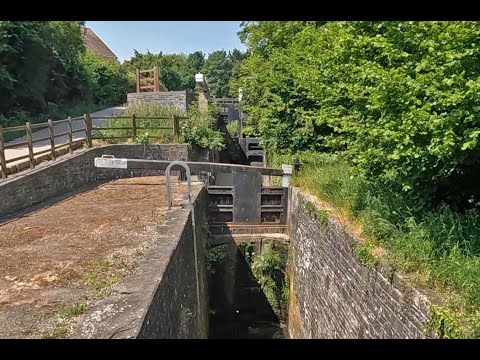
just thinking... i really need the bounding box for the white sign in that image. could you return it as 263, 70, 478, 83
282, 164, 293, 175
94, 157, 128, 169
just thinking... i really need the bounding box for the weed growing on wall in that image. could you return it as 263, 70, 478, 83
286, 151, 480, 338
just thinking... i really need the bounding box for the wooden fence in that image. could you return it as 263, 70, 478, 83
0, 114, 183, 179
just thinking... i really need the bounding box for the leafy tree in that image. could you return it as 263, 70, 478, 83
80, 51, 129, 106
0, 21, 87, 125
0, 21, 130, 127
228, 48, 247, 97
202, 50, 233, 98
237, 21, 480, 208
181, 51, 205, 91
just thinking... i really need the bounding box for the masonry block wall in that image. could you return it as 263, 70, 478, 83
127, 91, 187, 114
288, 187, 436, 339
0, 144, 191, 219
73, 188, 209, 339
138, 188, 209, 338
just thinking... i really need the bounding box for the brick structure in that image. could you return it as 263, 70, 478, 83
74, 188, 209, 339
126, 91, 187, 114
0, 144, 201, 219
287, 187, 436, 339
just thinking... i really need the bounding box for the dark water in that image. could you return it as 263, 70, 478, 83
208, 242, 287, 339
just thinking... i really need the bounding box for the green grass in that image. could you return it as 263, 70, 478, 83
305, 201, 330, 228
283, 151, 480, 338
61, 300, 88, 319
40, 299, 89, 339
81, 258, 123, 299
226, 120, 240, 137
40, 322, 68, 339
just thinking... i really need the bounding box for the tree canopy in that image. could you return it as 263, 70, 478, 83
236, 21, 480, 209
0, 21, 246, 128
0, 21, 128, 127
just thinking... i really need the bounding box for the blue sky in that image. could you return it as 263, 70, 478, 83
86, 21, 246, 62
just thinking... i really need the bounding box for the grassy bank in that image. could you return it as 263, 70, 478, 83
269, 151, 480, 338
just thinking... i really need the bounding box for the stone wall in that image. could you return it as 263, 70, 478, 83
127, 91, 187, 114
288, 187, 435, 339
0, 144, 190, 219
73, 188, 209, 339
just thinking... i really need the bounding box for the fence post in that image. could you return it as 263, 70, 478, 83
132, 114, 137, 141
154, 66, 160, 92
84, 114, 92, 147
136, 69, 141, 93
48, 119, 56, 160
173, 115, 179, 141
0, 126, 7, 179
67, 116, 73, 154
26, 122, 34, 169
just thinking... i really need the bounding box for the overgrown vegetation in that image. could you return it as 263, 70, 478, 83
96, 102, 180, 144
180, 102, 226, 151
41, 298, 88, 339
237, 21, 480, 209
251, 241, 289, 318
237, 21, 480, 337
0, 21, 128, 128
284, 152, 480, 337
304, 201, 330, 228
61, 300, 88, 319
226, 120, 240, 138
206, 245, 227, 275
96, 101, 225, 150
81, 252, 137, 299
123, 48, 246, 97
41, 322, 68, 339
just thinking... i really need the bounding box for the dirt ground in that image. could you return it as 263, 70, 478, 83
0, 176, 203, 338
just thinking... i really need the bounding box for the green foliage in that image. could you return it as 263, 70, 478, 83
251, 241, 288, 316
180, 102, 225, 151
80, 51, 128, 106
206, 245, 227, 275
181, 51, 205, 90
238, 242, 254, 265
290, 152, 480, 337
119, 102, 178, 118
0, 21, 128, 130
354, 241, 380, 268
426, 305, 461, 339
122, 50, 187, 91
97, 103, 180, 144
61, 300, 87, 318
41, 322, 67, 339
202, 50, 233, 98
134, 132, 150, 145
226, 120, 240, 137
238, 21, 480, 207
267, 150, 338, 169
304, 201, 329, 228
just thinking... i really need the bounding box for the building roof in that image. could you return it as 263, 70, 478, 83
82, 27, 118, 61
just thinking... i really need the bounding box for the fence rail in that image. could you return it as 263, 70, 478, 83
0, 114, 182, 179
